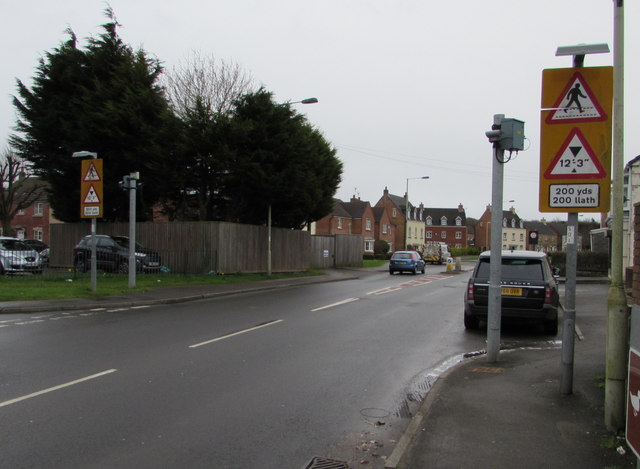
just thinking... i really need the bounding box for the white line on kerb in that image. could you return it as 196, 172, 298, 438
0, 369, 118, 409
189, 320, 283, 349
311, 298, 359, 312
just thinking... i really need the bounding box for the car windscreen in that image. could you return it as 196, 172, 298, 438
392, 253, 412, 260
476, 258, 544, 281
0, 240, 31, 251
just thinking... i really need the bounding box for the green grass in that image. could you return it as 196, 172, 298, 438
362, 259, 388, 268
0, 270, 323, 301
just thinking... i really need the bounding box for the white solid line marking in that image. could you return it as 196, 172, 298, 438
0, 369, 117, 409
311, 298, 359, 312
189, 320, 283, 349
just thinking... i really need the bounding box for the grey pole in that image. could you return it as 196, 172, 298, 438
267, 204, 272, 277
605, 0, 628, 431
128, 173, 137, 289
561, 212, 578, 393
90, 218, 97, 292
487, 114, 505, 363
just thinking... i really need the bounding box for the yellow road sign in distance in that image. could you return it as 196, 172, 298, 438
80, 158, 103, 218
539, 66, 613, 213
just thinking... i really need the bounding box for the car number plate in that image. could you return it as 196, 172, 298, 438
396, 261, 406, 264
502, 287, 522, 296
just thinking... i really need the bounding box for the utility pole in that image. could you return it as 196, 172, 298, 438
606, 0, 628, 431
485, 115, 525, 362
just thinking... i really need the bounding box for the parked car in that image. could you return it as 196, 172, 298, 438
22, 239, 49, 265
389, 251, 426, 275
73, 235, 161, 273
0, 237, 44, 275
464, 250, 560, 334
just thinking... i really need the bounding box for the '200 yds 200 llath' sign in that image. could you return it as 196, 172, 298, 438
549, 183, 599, 208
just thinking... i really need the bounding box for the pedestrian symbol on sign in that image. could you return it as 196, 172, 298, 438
545, 71, 607, 124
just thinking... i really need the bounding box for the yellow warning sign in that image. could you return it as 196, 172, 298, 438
539, 66, 613, 213
80, 159, 103, 218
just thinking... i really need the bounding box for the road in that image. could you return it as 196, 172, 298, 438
0, 266, 554, 468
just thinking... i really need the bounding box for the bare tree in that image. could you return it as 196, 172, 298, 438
162, 52, 255, 118
0, 147, 47, 236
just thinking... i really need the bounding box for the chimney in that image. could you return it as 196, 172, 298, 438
458, 203, 464, 212
383, 186, 389, 196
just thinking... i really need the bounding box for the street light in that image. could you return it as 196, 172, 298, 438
267, 97, 318, 276
405, 176, 429, 250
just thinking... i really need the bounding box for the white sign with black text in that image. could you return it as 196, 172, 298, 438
549, 183, 599, 208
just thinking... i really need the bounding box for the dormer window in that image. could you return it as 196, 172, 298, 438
511, 219, 516, 228
426, 216, 433, 226
455, 216, 462, 226
441, 216, 447, 226
503, 218, 507, 227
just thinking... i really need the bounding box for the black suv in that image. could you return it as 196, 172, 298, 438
73, 235, 161, 273
464, 250, 560, 334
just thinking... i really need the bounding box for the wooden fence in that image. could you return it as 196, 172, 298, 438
49, 222, 363, 274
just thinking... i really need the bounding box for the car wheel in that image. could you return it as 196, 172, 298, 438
389, 270, 394, 275
117, 261, 129, 274
421, 266, 425, 274
464, 313, 480, 330
74, 258, 87, 273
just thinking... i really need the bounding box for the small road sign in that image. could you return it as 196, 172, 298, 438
539, 66, 613, 213
80, 159, 103, 218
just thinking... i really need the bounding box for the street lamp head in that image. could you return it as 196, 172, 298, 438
288, 97, 318, 105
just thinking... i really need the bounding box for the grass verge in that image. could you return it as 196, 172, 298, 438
0, 270, 324, 302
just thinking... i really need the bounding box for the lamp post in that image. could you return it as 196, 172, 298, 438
405, 176, 429, 250
267, 97, 318, 276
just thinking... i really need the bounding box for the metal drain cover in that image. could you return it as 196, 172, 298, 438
301, 456, 350, 469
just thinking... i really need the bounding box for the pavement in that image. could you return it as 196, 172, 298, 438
0, 269, 637, 468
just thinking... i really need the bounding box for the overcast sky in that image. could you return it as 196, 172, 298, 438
2, 1, 637, 221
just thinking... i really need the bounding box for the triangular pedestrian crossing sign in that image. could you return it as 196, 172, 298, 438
545, 71, 607, 124
544, 128, 606, 179
83, 184, 101, 204
83, 162, 101, 182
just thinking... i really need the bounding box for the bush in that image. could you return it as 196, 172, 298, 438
548, 251, 609, 276
451, 247, 481, 257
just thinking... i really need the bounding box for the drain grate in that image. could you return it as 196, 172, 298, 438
302, 456, 350, 469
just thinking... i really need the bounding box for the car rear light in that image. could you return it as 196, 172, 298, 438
467, 282, 474, 301
544, 286, 552, 305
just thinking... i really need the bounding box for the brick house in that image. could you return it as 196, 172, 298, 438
314, 196, 377, 253
372, 206, 395, 253
374, 187, 407, 251
475, 205, 526, 251
421, 204, 468, 249
523, 220, 560, 252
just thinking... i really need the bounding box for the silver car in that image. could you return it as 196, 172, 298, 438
0, 237, 44, 275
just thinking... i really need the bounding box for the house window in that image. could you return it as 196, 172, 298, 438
366, 218, 372, 231
426, 216, 432, 226
382, 223, 388, 234
455, 231, 462, 239
520, 233, 524, 241
392, 208, 397, 218
441, 231, 446, 239
511, 219, 516, 228
420, 228, 424, 239
364, 239, 374, 252
456, 217, 462, 226
337, 218, 343, 230
33, 228, 43, 241
17, 209, 25, 215
426, 231, 433, 239
34, 202, 44, 216
512, 233, 515, 241
441, 216, 447, 226
503, 233, 507, 241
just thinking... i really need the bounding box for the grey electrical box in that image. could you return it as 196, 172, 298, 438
499, 118, 525, 151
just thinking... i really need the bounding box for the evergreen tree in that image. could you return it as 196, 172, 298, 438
11, 9, 177, 222
226, 89, 342, 229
